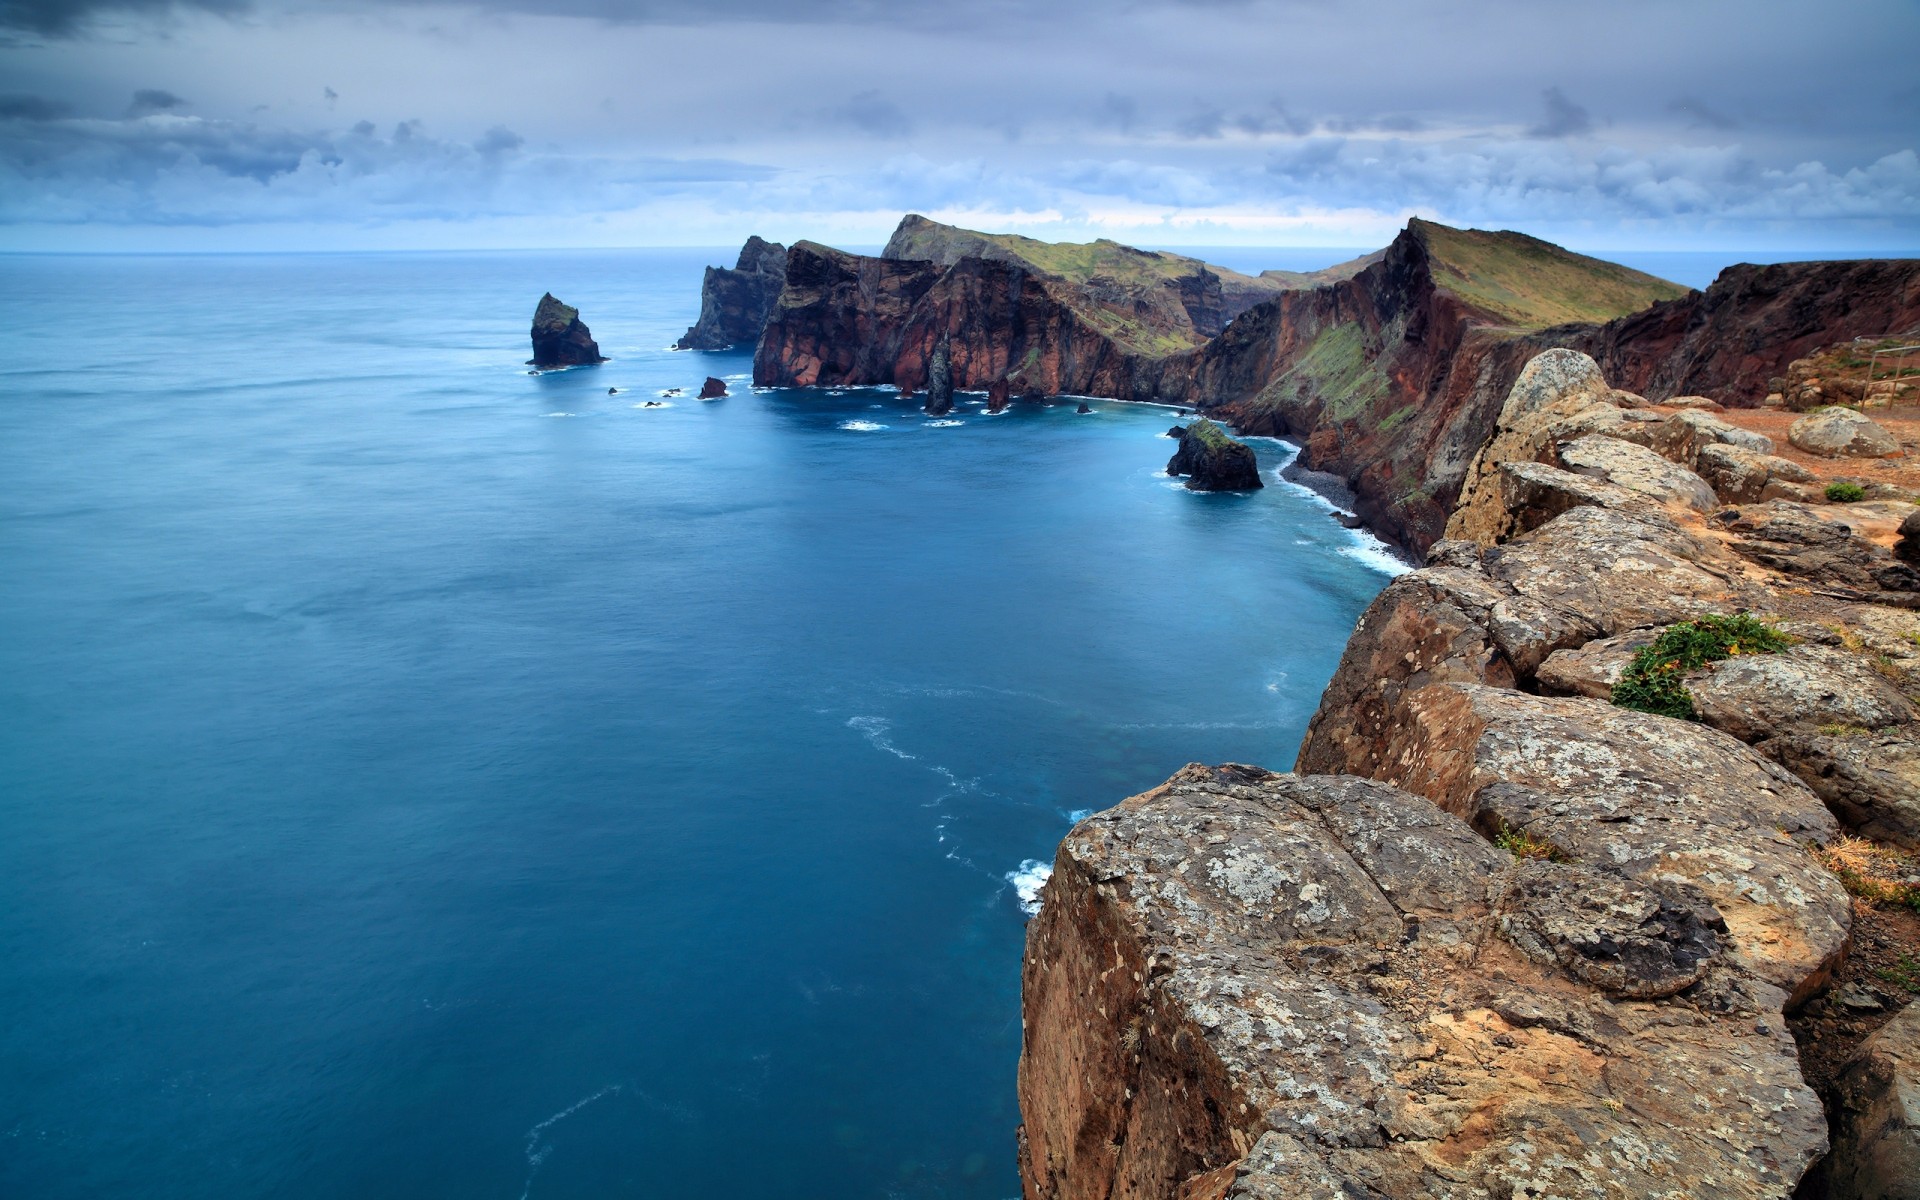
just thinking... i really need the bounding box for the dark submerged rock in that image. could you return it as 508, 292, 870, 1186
1165, 419, 1263, 491
528, 293, 605, 368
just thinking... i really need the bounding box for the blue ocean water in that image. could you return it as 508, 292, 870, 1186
0, 249, 1399, 1199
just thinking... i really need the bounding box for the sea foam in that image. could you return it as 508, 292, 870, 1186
838, 420, 888, 432
1007, 860, 1052, 916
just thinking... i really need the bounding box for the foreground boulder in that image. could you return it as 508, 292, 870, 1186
1018, 765, 1827, 1200
528, 293, 605, 368
1166, 420, 1263, 491
1790, 408, 1901, 459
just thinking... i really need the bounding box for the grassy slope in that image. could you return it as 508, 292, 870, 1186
1411, 218, 1690, 330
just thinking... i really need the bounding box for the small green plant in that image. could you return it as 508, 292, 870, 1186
1493, 821, 1568, 862
1818, 723, 1873, 739
1825, 481, 1866, 503
1610, 614, 1793, 720
1878, 955, 1920, 993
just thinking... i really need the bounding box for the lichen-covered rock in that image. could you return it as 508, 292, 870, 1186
528, 292, 605, 368
1493, 460, 1655, 537
1649, 408, 1777, 465
1687, 644, 1913, 743
1821, 1002, 1920, 1199
1765, 729, 1920, 850
1374, 683, 1850, 1004
1557, 434, 1719, 512
1535, 629, 1657, 698
1720, 502, 1920, 598
1696, 442, 1818, 504
1449, 349, 1619, 543
1167, 420, 1263, 491
1017, 765, 1827, 1200
1790, 407, 1902, 458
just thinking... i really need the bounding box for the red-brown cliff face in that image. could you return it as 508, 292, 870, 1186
751, 219, 1919, 557
1567, 258, 1920, 404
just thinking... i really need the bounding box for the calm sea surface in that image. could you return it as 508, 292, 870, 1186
0, 250, 1400, 1199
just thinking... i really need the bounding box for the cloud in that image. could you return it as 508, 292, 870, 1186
0, 93, 73, 120
828, 90, 913, 139
127, 88, 184, 114
0, 0, 244, 36
1668, 96, 1738, 131
1527, 87, 1593, 138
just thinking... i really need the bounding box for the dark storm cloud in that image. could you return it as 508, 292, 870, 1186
828, 90, 913, 139
1527, 87, 1593, 139
127, 87, 184, 114
0, 0, 242, 35
1669, 96, 1738, 131
0, 92, 72, 119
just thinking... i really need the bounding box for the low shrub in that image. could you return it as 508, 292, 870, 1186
1825, 481, 1866, 503
1813, 836, 1920, 915
1610, 614, 1792, 720
1493, 821, 1567, 862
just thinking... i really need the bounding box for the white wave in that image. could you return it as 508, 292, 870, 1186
543, 412, 574, 418
1338, 537, 1413, 577
1007, 860, 1052, 916
923, 419, 964, 428
518, 1084, 623, 1200
725, 373, 750, 381
838, 420, 889, 431
847, 715, 915, 760
1066, 809, 1092, 823
1252, 440, 1412, 577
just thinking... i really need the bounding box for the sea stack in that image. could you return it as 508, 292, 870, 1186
986, 379, 1011, 414
923, 336, 955, 417
528, 293, 605, 368
698, 376, 728, 399
1166, 419, 1263, 491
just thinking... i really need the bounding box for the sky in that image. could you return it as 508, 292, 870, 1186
1, 0, 1917, 253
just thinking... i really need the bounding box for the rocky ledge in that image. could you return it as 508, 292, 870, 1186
1019, 348, 1920, 1199
528, 293, 605, 368
1166, 420, 1263, 492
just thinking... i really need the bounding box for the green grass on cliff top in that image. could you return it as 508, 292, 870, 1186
1411, 218, 1689, 330
886, 215, 1374, 295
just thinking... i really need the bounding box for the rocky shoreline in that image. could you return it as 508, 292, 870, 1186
1017, 349, 1920, 1199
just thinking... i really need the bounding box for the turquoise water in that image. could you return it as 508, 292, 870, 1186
0, 250, 1396, 1199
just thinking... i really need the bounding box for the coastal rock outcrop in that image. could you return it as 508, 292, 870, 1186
698, 376, 728, 399
1018, 765, 1826, 1200
676, 236, 788, 351
924, 336, 954, 416
1790, 407, 1903, 459
1165, 420, 1262, 491
528, 293, 605, 368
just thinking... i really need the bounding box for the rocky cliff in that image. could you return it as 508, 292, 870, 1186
676, 236, 788, 351
528, 292, 605, 368
748, 218, 1919, 559
1018, 350, 1920, 1199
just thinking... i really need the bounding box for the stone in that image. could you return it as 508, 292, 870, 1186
1686, 643, 1913, 743
1648, 409, 1776, 465
1765, 728, 1920, 849
1492, 460, 1654, 538
1720, 502, 1920, 597
1664, 394, 1724, 410
987, 378, 1011, 414
1557, 434, 1719, 512
1898, 509, 1920, 564
528, 293, 605, 368
1821, 1003, 1920, 1199
1696, 442, 1818, 504
1535, 629, 1658, 698
1076, 402, 1092, 415
1362, 683, 1851, 1005
1017, 766, 1827, 1200
1448, 349, 1620, 543
1166, 420, 1263, 492
1790, 407, 1902, 458
697, 376, 728, 399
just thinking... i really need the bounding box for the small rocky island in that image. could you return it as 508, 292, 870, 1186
1165, 419, 1263, 491
528, 293, 605, 368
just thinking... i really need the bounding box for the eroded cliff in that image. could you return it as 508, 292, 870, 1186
1018, 349, 1920, 1199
